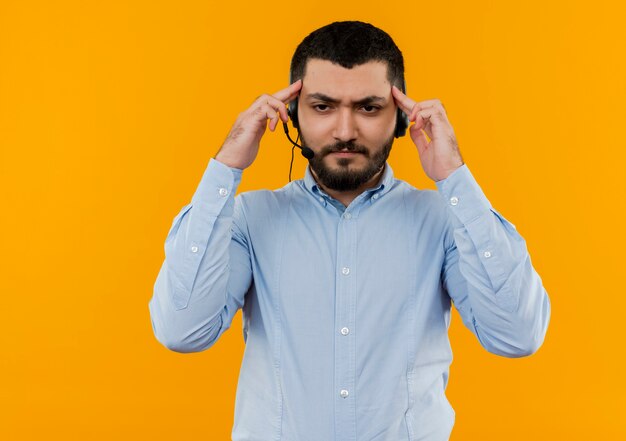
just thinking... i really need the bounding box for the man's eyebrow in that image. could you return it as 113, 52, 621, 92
305, 93, 387, 105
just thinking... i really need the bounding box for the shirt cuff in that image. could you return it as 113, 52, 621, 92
435, 164, 492, 225
191, 158, 243, 207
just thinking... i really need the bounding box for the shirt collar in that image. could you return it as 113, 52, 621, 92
303, 162, 396, 201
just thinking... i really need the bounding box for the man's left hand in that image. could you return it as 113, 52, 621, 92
392, 86, 464, 182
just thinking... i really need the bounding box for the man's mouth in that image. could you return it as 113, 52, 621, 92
329, 151, 361, 157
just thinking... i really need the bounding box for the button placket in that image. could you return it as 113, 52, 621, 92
334, 196, 357, 437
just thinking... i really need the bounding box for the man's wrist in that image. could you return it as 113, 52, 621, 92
434, 163, 464, 182
214, 153, 245, 170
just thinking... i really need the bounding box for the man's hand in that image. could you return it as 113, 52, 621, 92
392, 86, 464, 182
215, 79, 302, 170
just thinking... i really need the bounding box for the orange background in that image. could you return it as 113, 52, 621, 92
1, 0, 624, 439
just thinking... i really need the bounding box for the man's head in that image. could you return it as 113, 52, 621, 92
288, 21, 406, 192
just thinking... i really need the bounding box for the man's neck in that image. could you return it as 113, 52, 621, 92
310, 165, 386, 208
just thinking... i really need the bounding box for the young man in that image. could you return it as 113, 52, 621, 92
149, 21, 551, 441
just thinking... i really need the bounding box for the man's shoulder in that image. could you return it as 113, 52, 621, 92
235, 180, 300, 210
393, 178, 443, 206
388, 179, 450, 228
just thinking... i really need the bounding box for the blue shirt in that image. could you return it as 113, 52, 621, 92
149, 158, 551, 441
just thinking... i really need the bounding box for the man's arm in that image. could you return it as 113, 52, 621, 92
148, 80, 303, 353
148, 159, 252, 353
438, 165, 551, 357
391, 86, 550, 356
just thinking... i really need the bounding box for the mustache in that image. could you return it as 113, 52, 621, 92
320, 141, 369, 156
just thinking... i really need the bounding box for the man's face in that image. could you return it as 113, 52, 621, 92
297, 59, 397, 192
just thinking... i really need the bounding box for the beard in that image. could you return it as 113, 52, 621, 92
300, 132, 395, 192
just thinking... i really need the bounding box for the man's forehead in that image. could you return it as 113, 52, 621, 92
301, 59, 392, 97
302, 58, 390, 74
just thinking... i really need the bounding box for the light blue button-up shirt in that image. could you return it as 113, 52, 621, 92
149, 158, 551, 441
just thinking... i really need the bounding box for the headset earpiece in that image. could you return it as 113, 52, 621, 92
287, 68, 300, 130
288, 98, 299, 130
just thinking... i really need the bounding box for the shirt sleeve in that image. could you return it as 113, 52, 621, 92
437, 164, 551, 357
148, 158, 253, 353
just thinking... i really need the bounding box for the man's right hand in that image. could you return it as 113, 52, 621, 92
214, 79, 302, 170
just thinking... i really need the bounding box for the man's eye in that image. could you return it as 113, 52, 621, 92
361, 105, 380, 113
313, 104, 330, 112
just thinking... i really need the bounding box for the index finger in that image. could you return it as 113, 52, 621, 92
272, 79, 302, 103
391, 85, 417, 116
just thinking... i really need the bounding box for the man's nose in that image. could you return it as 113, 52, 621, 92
332, 108, 357, 143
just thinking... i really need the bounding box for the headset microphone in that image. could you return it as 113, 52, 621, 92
282, 122, 315, 159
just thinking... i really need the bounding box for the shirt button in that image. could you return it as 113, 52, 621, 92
319, 196, 324, 203
341, 267, 350, 276
450, 196, 459, 206
218, 187, 228, 197
343, 212, 352, 220
190, 246, 199, 253
483, 251, 492, 258
340, 327, 350, 335
372, 194, 379, 200
340, 389, 349, 398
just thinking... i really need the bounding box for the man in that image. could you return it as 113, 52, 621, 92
149, 21, 551, 441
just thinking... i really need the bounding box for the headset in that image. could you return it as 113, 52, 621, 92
283, 70, 409, 149
282, 67, 409, 180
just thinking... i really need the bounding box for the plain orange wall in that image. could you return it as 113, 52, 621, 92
1, 0, 625, 439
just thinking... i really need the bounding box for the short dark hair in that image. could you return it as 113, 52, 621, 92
290, 21, 405, 88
